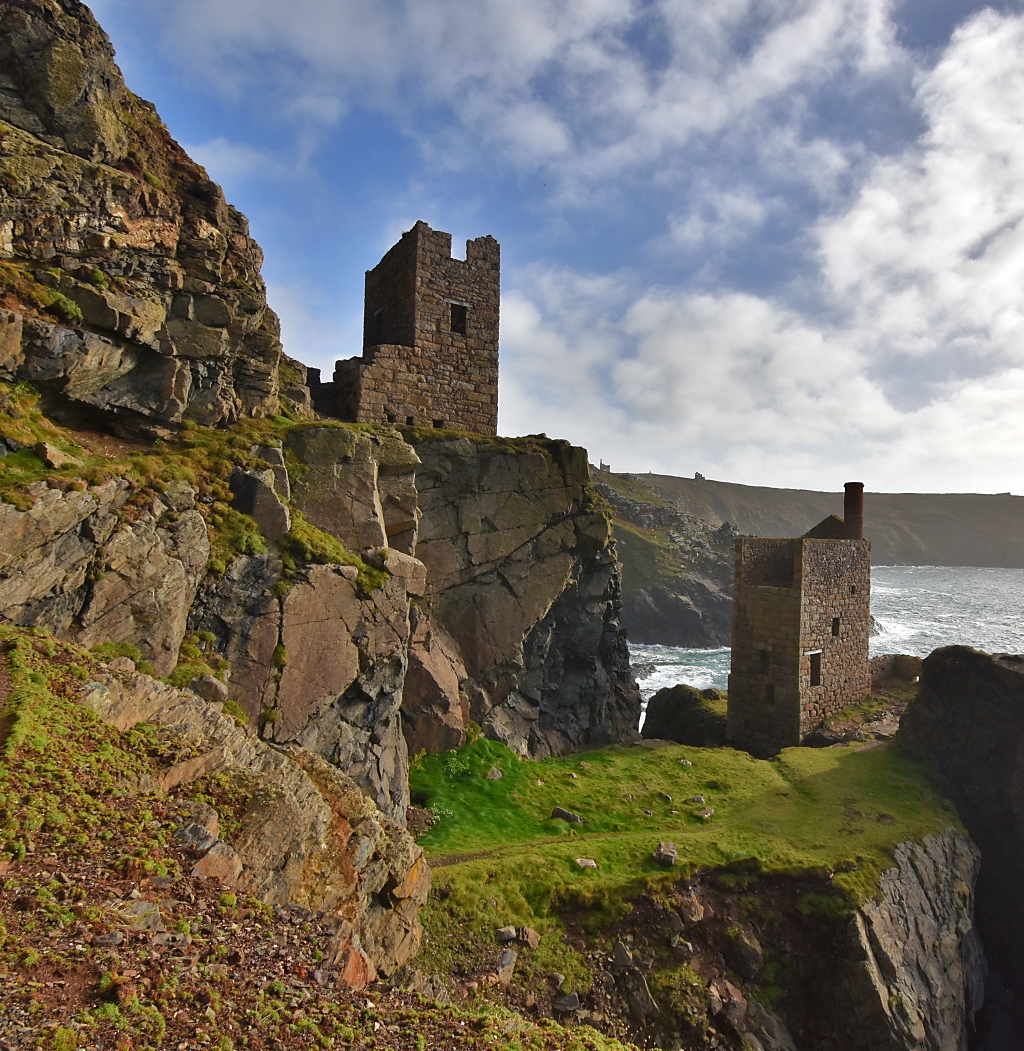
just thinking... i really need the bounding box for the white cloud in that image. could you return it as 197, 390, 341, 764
500, 9, 1024, 494
104, 0, 907, 194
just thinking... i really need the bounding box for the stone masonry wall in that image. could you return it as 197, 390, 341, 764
728, 536, 870, 756
797, 538, 871, 736
331, 221, 499, 435
727, 539, 803, 757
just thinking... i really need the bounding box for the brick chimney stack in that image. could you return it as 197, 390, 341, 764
843, 482, 865, 539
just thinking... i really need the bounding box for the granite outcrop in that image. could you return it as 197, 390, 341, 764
0, 0, 312, 435
413, 436, 641, 758
78, 665, 429, 987
901, 646, 1024, 1042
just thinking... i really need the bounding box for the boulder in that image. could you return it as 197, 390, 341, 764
551, 807, 583, 824
189, 674, 228, 705
642, 683, 728, 747
652, 841, 678, 867
35, 441, 82, 468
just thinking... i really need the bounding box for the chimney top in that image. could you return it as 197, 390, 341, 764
843, 482, 864, 540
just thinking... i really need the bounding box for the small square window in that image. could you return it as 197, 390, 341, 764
850, 585, 857, 595
406, 415, 415, 426
758, 649, 770, 674
450, 303, 467, 335
432, 419, 446, 429
764, 684, 775, 705
809, 652, 822, 687
832, 617, 840, 637
387, 413, 398, 424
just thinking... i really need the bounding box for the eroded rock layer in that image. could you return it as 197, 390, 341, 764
0, 0, 311, 434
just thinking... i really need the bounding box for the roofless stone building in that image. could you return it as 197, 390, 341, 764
309, 221, 500, 434
727, 483, 871, 757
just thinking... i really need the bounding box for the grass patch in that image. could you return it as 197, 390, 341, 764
278, 510, 388, 595
411, 737, 960, 988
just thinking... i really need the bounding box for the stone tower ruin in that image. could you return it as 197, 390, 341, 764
314, 221, 500, 434
727, 483, 871, 757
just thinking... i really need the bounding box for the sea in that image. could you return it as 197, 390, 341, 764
629, 565, 1024, 701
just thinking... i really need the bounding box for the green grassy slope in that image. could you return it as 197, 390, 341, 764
637, 473, 1024, 567
410, 737, 958, 992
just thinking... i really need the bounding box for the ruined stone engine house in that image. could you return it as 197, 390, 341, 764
311, 221, 500, 435
727, 483, 871, 757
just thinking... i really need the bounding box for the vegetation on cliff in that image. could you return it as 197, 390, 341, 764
0, 625, 635, 1050
409, 736, 958, 1002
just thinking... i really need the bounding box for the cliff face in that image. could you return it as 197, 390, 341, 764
818, 830, 986, 1051
593, 472, 734, 647
901, 646, 1024, 1035
0, 0, 311, 436
414, 437, 641, 758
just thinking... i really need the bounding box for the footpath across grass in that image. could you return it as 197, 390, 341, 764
410, 736, 959, 991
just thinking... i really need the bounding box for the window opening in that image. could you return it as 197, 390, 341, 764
432, 419, 446, 429
406, 416, 415, 426
850, 585, 857, 595
809, 651, 822, 687
387, 413, 397, 424
450, 303, 467, 335
372, 309, 384, 345
832, 617, 841, 637
758, 649, 770, 674
764, 684, 775, 705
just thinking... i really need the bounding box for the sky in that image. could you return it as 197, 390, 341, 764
88, 0, 1024, 493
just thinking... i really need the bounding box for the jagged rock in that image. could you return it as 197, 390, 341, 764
495, 926, 517, 943
35, 441, 81, 468
382, 548, 426, 596
576, 857, 597, 868
78, 670, 430, 983
747, 1001, 798, 1051
251, 444, 290, 501
286, 428, 419, 551
401, 605, 467, 755
486, 766, 502, 780
677, 891, 707, 924
229, 467, 290, 540
123, 900, 165, 933
619, 966, 659, 1024
76, 515, 204, 674
0, 477, 206, 674
0, 0, 287, 431
725, 927, 763, 978
187, 554, 283, 720
551, 807, 583, 824
552, 992, 580, 1013
517, 926, 541, 950
806, 827, 986, 1051
189, 674, 227, 705
900, 647, 1024, 1013
191, 839, 244, 884
498, 947, 517, 986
